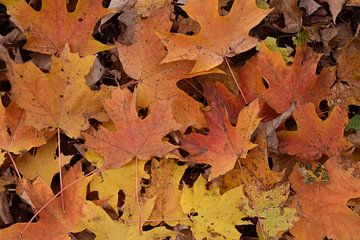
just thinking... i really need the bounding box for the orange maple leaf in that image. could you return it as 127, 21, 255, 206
6, 45, 111, 138
156, 0, 272, 72
290, 158, 360, 239
0, 102, 46, 158
181, 98, 260, 180
1, 0, 113, 56
83, 88, 181, 169
117, 8, 218, 129
0, 163, 91, 240
257, 44, 335, 113
278, 103, 352, 161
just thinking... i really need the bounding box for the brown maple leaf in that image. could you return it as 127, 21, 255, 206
290, 157, 360, 239
0, 163, 91, 240
278, 103, 352, 161
332, 36, 360, 105
156, 0, 272, 72
1, 0, 113, 56
6, 45, 111, 138
0, 102, 46, 162
181, 97, 261, 180
83, 88, 181, 169
117, 8, 217, 129
257, 43, 335, 113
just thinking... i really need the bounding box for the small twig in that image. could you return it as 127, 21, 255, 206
7, 152, 21, 179
57, 128, 65, 213
135, 157, 142, 235
224, 57, 248, 104
18, 168, 99, 239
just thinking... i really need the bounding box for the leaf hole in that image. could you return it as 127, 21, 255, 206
284, 116, 297, 131
66, 0, 78, 13
347, 197, 360, 216
237, 217, 258, 239
26, 0, 42, 11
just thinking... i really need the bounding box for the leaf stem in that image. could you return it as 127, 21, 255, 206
18, 168, 99, 239
57, 128, 65, 213
135, 157, 142, 235
224, 56, 248, 104
7, 152, 21, 179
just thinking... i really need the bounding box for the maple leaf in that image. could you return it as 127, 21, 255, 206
290, 158, 360, 239
156, 0, 272, 72
278, 103, 352, 161
145, 158, 188, 226
257, 43, 335, 113
83, 88, 181, 169
117, 8, 216, 129
89, 157, 150, 222
16, 137, 72, 186
244, 183, 298, 238
82, 197, 177, 240
7, 45, 111, 138
181, 176, 249, 240
1, 0, 113, 56
181, 98, 260, 179
0, 102, 46, 165
219, 128, 284, 193
332, 36, 360, 105
0, 163, 91, 240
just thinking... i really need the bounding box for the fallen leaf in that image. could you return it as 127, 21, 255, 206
89, 158, 149, 222
156, 0, 272, 72
16, 137, 72, 186
320, 0, 345, 22
290, 158, 360, 239
0, 102, 46, 165
244, 183, 298, 239
83, 88, 181, 169
257, 43, 335, 113
0, 163, 91, 240
82, 197, 177, 240
181, 176, 248, 240
117, 8, 212, 129
1, 0, 113, 56
181, 99, 260, 180
7, 45, 111, 138
278, 103, 352, 161
270, 0, 303, 33
145, 158, 188, 226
